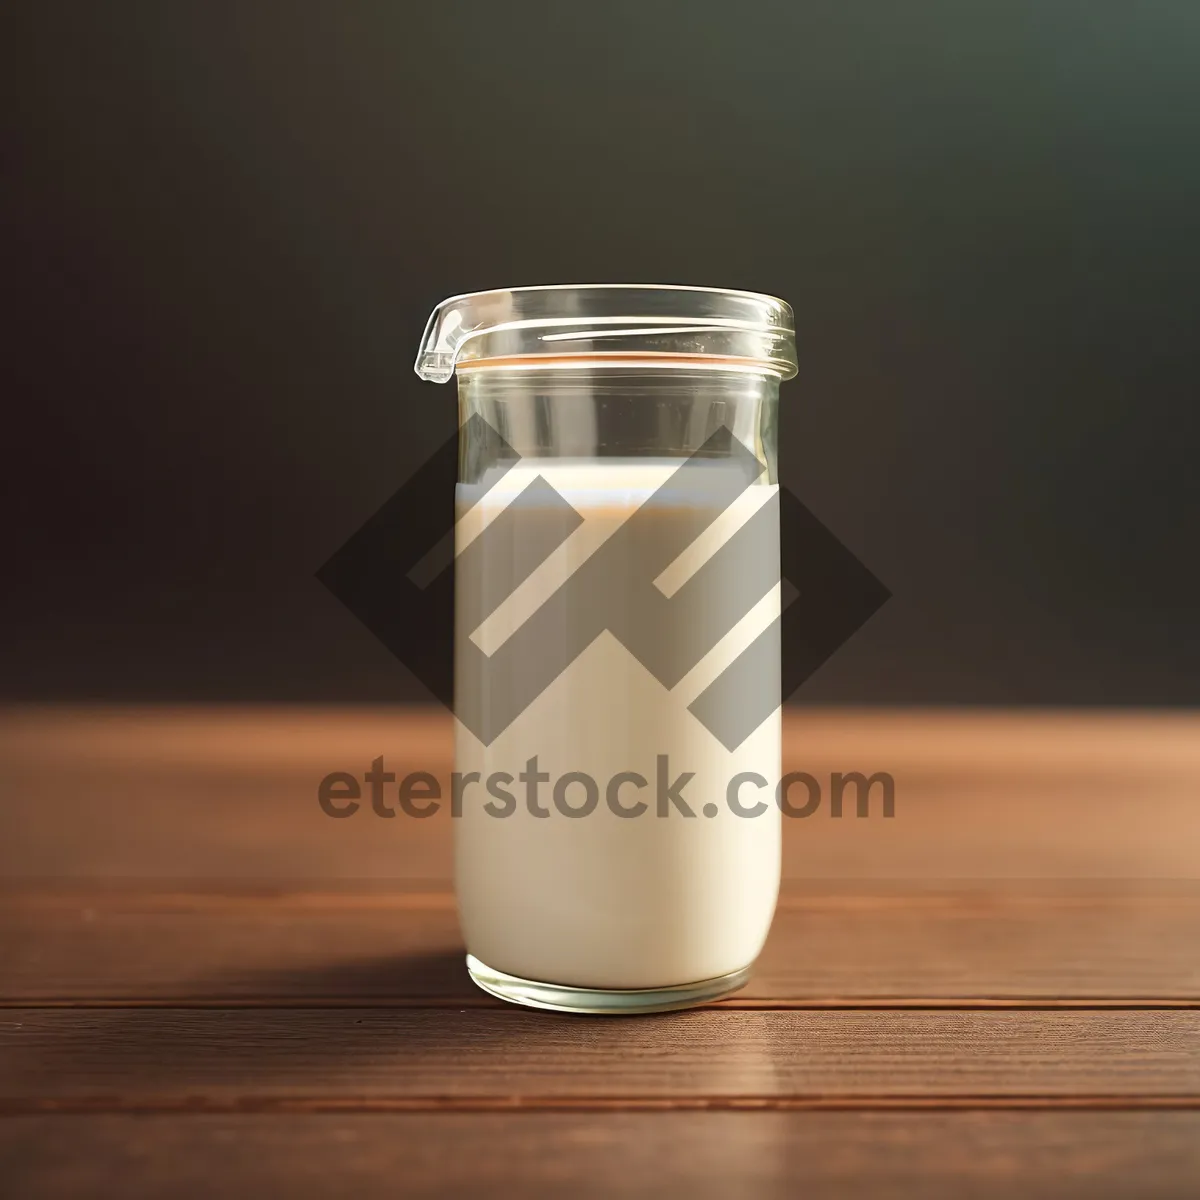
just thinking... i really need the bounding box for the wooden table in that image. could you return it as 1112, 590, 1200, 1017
3, 707, 1200, 1197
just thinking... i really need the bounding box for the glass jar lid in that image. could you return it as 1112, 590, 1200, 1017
414, 284, 798, 382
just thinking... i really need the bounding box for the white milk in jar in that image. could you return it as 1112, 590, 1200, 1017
414, 284, 797, 1012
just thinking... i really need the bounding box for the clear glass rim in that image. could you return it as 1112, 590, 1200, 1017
415, 283, 798, 383
455, 352, 789, 376
436, 281, 793, 310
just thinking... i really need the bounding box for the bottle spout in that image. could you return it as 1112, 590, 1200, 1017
414, 299, 474, 383
415, 289, 522, 383
414, 350, 457, 384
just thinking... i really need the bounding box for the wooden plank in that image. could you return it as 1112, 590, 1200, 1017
4, 1112, 1200, 1199
5, 885, 1200, 1006
6, 706, 1199, 777
0, 756, 456, 884
750, 886, 1200, 1004
4, 707, 1200, 883
2, 1010, 1198, 1109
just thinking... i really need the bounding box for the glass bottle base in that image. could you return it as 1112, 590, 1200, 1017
465, 954, 751, 1015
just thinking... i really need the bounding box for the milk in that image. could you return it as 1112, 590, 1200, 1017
454, 459, 782, 990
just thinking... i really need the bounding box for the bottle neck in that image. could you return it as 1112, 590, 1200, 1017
456, 365, 780, 485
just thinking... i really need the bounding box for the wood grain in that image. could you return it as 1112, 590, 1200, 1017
4, 708, 1200, 1197
3, 1112, 1200, 1199
4, 707, 1200, 882
2, 1009, 1198, 1110
5, 885, 1200, 1005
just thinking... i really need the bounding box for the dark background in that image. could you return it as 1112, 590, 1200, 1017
4, 2, 1198, 705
